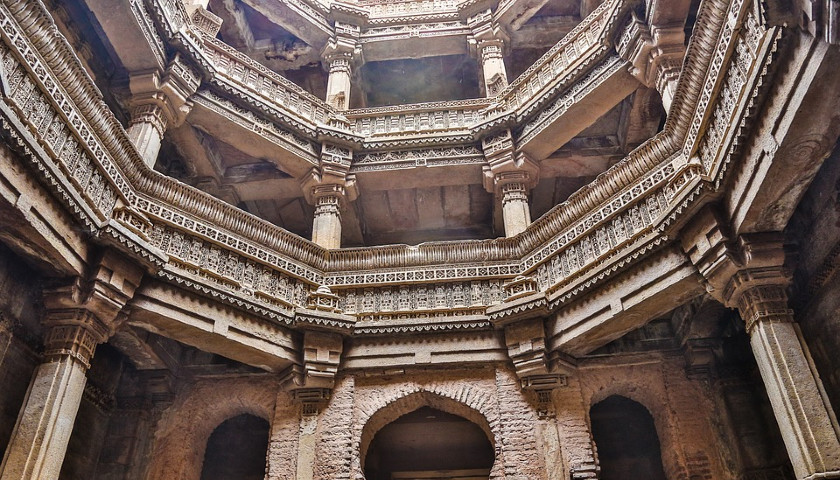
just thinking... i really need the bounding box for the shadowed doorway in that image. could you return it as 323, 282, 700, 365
364, 406, 494, 480
200, 414, 269, 480
590, 395, 667, 480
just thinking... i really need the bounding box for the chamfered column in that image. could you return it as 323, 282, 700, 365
0, 252, 143, 480
325, 57, 353, 110
322, 21, 361, 110
735, 281, 840, 479
501, 181, 532, 237
468, 9, 510, 96
311, 192, 342, 250
0, 313, 107, 480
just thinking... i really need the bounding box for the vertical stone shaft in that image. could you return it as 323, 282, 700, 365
0, 319, 104, 480
738, 285, 840, 479
501, 182, 531, 237
326, 59, 352, 110
311, 195, 342, 249
126, 104, 166, 168
480, 44, 508, 96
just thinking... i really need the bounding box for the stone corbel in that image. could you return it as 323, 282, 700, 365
288, 289, 352, 413
128, 53, 201, 133
182, 0, 223, 37
486, 275, 567, 405
481, 132, 540, 236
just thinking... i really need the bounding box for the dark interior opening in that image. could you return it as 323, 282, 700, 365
590, 395, 667, 480
200, 414, 269, 480
364, 406, 494, 480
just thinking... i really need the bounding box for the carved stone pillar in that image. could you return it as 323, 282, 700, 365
312, 192, 342, 249
322, 22, 361, 110
126, 54, 201, 167
731, 276, 840, 480
681, 216, 840, 479
616, 13, 685, 113
302, 142, 358, 249
482, 130, 538, 237
0, 252, 143, 480
468, 9, 509, 96
501, 180, 532, 237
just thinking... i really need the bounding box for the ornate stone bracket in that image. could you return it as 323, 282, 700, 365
127, 53, 202, 166
285, 286, 354, 414
301, 143, 359, 249
486, 275, 567, 407
616, 12, 685, 112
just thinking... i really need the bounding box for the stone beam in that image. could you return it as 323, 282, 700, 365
128, 280, 298, 373
509, 16, 580, 49
240, 0, 331, 52
82, 0, 165, 72
549, 246, 705, 357
188, 94, 319, 178
343, 330, 507, 371
208, 0, 255, 50
516, 57, 639, 159
0, 140, 88, 277
494, 0, 553, 31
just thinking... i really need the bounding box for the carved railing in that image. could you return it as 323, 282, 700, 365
0, 0, 776, 323
346, 99, 491, 143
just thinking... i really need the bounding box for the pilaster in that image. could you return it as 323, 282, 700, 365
680, 210, 840, 480
468, 9, 510, 96
126, 54, 201, 167
481, 130, 539, 237
0, 251, 144, 480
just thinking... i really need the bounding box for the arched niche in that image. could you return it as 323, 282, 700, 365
359, 392, 497, 480
590, 395, 667, 480
200, 414, 269, 480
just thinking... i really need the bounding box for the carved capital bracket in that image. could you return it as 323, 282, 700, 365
322, 21, 363, 68
184, 1, 223, 37
616, 12, 685, 110
301, 142, 359, 207
284, 328, 346, 414
42, 250, 145, 368
466, 9, 509, 58
480, 130, 539, 194
679, 207, 792, 333
127, 53, 202, 133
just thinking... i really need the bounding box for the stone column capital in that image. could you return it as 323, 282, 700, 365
41, 250, 145, 366
127, 53, 201, 130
